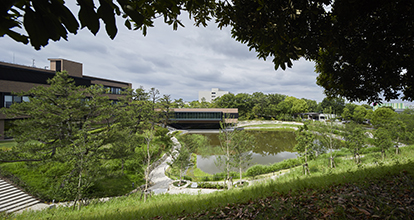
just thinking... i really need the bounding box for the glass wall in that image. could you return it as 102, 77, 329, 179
174, 112, 222, 120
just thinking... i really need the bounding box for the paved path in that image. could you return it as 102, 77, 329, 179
148, 136, 222, 195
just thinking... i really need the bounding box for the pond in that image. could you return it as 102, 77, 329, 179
195, 130, 298, 174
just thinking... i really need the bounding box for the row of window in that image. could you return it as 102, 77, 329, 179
174, 112, 222, 120
4, 95, 30, 108
104, 86, 124, 95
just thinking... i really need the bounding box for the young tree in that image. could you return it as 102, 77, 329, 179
313, 109, 338, 168
230, 130, 255, 184
344, 123, 366, 164
216, 122, 254, 189
374, 127, 393, 161
387, 120, 406, 155
143, 129, 155, 199
0, 72, 115, 207
171, 133, 209, 185
294, 124, 316, 175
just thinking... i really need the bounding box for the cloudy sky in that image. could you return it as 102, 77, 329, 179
0, 5, 327, 103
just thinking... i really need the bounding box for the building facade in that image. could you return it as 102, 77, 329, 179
168, 108, 238, 129
0, 58, 132, 140
198, 88, 229, 103
373, 102, 413, 113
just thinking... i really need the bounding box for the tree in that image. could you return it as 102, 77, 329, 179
294, 124, 316, 175
313, 108, 338, 168
2, 0, 216, 50
172, 98, 185, 108
216, 122, 254, 189
172, 133, 209, 185
142, 129, 154, 201
158, 94, 174, 128
343, 123, 366, 164
4, 1, 414, 102
317, 97, 345, 115
387, 120, 406, 155
353, 106, 368, 124
230, 130, 255, 184
0, 71, 114, 206
216, 0, 414, 102
341, 107, 351, 121
374, 127, 393, 161
371, 107, 397, 128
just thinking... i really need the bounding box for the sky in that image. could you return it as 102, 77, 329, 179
0, 5, 327, 103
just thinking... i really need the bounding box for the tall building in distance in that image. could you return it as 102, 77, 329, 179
198, 88, 229, 103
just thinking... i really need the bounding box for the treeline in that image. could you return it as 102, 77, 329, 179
172, 93, 350, 120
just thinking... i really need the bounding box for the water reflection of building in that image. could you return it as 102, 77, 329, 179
168, 108, 238, 129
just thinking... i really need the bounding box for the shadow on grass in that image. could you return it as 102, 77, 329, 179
25, 160, 413, 220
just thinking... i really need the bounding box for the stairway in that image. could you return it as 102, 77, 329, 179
0, 178, 41, 213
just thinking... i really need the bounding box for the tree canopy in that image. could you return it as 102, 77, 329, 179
3, 0, 413, 102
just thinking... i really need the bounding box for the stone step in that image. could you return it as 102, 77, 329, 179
1, 191, 26, 201
0, 178, 42, 213
3, 200, 40, 213
0, 193, 34, 206
0, 185, 15, 192
0, 188, 22, 197
0, 197, 39, 212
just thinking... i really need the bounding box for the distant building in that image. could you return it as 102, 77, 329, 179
373, 103, 413, 113
168, 108, 238, 129
198, 88, 229, 102
0, 58, 132, 140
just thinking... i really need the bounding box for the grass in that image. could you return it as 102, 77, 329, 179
6, 146, 414, 219
6, 145, 414, 219
0, 140, 17, 151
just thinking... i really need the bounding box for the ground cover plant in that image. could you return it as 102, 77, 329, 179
0, 140, 16, 151
4, 145, 414, 219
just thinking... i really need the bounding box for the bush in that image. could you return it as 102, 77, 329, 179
195, 182, 225, 189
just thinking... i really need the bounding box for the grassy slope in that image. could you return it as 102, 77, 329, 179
7, 146, 414, 219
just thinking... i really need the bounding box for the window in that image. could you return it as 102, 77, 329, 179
56, 61, 61, 72
212, 92, 216, 94
4, 95, 30, 108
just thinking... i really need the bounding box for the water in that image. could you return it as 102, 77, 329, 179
195, 131, 298, 174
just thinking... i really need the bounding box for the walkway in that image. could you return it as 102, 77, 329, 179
148, 136, 222, 195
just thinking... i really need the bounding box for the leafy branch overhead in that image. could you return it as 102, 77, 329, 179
1, 0, 216, 49
2, 0, 413, 102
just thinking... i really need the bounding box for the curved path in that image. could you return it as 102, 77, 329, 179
148, 136, 222, 195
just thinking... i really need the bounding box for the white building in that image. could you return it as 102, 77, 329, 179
198, 88, 229, 102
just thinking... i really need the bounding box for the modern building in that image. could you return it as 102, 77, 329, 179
168, 108, 238, 129
198, 88, 229, 103
0, 58, 132, 140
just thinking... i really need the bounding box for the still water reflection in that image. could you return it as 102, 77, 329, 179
196, 131, 298, 174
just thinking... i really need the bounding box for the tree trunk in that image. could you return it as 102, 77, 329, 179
239, 165, 242, 184
330, 157, 335, 168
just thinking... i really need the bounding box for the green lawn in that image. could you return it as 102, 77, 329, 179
0, 140, 17, 151
6, 145, 414, 219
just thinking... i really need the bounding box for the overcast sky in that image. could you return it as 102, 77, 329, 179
0, 5, 327, 103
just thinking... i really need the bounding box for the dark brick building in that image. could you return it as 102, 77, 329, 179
0, 58, 131, 140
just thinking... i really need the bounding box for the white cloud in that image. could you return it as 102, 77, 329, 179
0, 8, 327, 102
